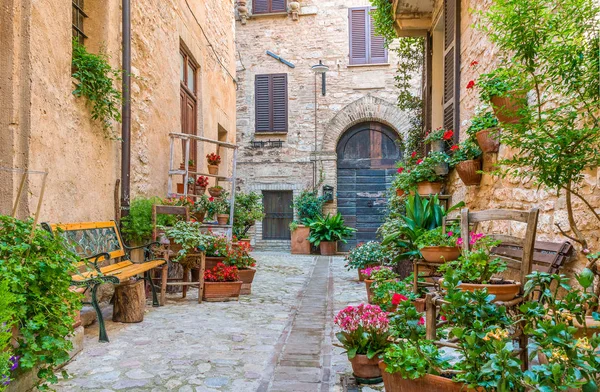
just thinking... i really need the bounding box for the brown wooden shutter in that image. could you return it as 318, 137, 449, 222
255, 75, 271, 132
443, 0, 461, 143
423, 32, 433, 155
349, 8, 368, 65
253, 0, 269, 14
271, 0, 286, 12
271, 74, 288, 132
369, 13, 387, 64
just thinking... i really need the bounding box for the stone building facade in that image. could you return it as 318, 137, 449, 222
391, 0, 600, 274
1, 0, 236, 223
235, 0, 415, 250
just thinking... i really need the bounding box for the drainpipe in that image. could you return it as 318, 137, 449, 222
120, 0, 131, 218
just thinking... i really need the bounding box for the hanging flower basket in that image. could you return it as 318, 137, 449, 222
490, 94, 526, 124
475, 128, 500, 153
455, 159, 482, 186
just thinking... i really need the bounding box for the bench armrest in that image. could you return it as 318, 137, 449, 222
83, 252, 111, 274
123, 241, 162, 263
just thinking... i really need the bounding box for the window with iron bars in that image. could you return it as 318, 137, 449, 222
72, 0, 87, 44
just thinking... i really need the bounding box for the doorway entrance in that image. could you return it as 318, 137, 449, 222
262, 191, 294, 240
336, 122, 401, 252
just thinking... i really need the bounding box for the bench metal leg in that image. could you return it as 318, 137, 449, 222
145, 271, 159, 307
91, 283, 109, 343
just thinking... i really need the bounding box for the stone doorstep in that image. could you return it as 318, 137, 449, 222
6, 326, 84, 392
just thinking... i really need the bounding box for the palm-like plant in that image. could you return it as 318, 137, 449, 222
307, 213, 356, 246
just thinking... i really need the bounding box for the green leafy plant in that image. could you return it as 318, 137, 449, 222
232, 192, 265, 239
344, 241, 388, 271
161, 221, 211, 261
289, 221, 299, 232
206, 195, 230, 219
121, 196, 179, 243
334, 304, 390, 359
424, 128, 454, 143
476, 67, 524, 103
223, 242, 256, 270
306, 213, 356, 246
0, 280, 17, 390
371, 276, 418, 311
0, 216, 81, 387
204, 233, 229, 257
293, 190, 326, 224
415, 226, 460, 249
467, 111, 499, 138
448, 138, 482, 167
71, 40, 122, 139
192, 194, 210, 215
369, 266, 398, 283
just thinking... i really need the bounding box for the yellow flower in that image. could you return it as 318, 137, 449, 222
575, 338, 592, 351
549, 348, 569, 363
484, 328, 509, 341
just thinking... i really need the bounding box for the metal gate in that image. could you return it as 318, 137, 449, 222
262, 191, 294, 240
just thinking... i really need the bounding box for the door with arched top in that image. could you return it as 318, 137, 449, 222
336, 122, 401, 252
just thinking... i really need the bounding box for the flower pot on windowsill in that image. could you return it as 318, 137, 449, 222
291, 225, 311, 254
207, 165, 219, 175
202, 281, 243, 301
216, 214, 229, 225
490, 93, 526, 124
420, 246, 461, 263
416, 181, 443, 196
238, 268, 256, 295
455, 159, 482, 186
458, 280, 521, 302
475, 128, 500, 153
349, 354, 382, 382
208, 187, 223, 197
319, 241, 337, 255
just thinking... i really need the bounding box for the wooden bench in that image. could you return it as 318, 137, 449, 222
423, 208, 573, 371
42, 221, 167, 343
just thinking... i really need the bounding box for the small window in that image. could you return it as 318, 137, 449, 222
253, 0, 287, 14
349, 7, 387, 65
255, 74, 288, 133
180, 49, 197, 96
72, 0, 87, 44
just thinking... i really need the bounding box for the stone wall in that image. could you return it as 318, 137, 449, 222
0, 0, 236, 223
235, 0, 417, 244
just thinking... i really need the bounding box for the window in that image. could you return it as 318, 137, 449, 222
253, 0, 287, 14
180, 46, 198, 161
255, 74, 288, 133
348, 7, 387, 65
180, 50, 197, 95
72, 0, 87, 44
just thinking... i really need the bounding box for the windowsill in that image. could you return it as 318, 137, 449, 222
251, 11, 288, 18
347, 63, 391, 68
254, 132, 288, 136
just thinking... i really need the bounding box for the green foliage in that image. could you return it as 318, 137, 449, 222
466, 111, 499, 138
0, 216, 81, 387
233, 192, 265, 239
371, 276, 417, 311
415, 226, 460, 249
344, 241, 388, 271
334, 304, 390, 359
306, 213, 356, 246
0, 280, 16, 390
206, 193, 230, 218
121, 196, 178, 244
439, 235, 505, 285
161, 221, 212, 262
369, 266, 398, 283
448, 138, 482, 166
479, 0, 600, 249
71, 40, 122, 139
289, 221, 299, 232
368, 0, 396, 44
293, 190, 326, 224
476, 67, 524, 103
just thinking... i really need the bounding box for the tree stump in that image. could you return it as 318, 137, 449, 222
113, 279, 145, 323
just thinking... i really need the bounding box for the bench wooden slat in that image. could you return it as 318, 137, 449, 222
71, 260, 164, 282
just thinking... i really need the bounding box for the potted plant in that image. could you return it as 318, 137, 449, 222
361, 266, 396, 304
195, 176, 209, 195
392, 166, 414, 197
448, 139, 483, 186
415, 226, 461, 263
176, 177, 196, 195
232, 192, 264, 242
334, 304, 390, 382
345, 241, 388, 281
206, 153, 221, 175
306, 213, 356, 255
208, 185, 224, 198
424, 127, 454, 152
180, 159, 196, 172
440, 233, 520, 302
162, 221, 211, 267
204, 233, 230, 270
203, 262, 242, 301
371, 276, 419, 312
427, 151, 450, 176
191, 195, 209, 223
410, 156, 445, 196
467, 111, 500, 153
478, 67, 527, 125
291, 190, 326, 254
224, 242, 256, 295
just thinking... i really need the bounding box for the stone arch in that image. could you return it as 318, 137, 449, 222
321, 95, 411, 152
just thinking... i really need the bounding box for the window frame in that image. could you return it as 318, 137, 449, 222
72, 0, 88, 44
252, 0, 287, 15
180, 48, 198, 99
348, 6, 388, 66
254, 73, 288, 134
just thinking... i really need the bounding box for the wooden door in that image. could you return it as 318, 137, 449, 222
336, 122, 401, 252
180, 49, 198, 162
262, 191, 293, 240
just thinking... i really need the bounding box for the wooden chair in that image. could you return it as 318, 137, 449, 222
425, 208, 540, 370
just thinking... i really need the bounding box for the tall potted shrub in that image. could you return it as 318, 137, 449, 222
232, 192, 264, 243
307, 213, 356, 255
291, 190, 325, 254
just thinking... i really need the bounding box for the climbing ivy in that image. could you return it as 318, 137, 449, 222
71, 40, 122, 139
369, 0, 397, 45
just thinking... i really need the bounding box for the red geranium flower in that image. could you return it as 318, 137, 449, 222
416, 159, 423, 165
470, 60, 479, 67
466, 80, 476, 89
391, 293, 408, 305
397, 167, 404, 174
443, 130, 454, 140
418, 317, 425, 326
450, 145, 460, 152
209, 197, 215, 202
411, 151, 417, 158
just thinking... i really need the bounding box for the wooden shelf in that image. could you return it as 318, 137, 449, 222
169, 170, 232, 181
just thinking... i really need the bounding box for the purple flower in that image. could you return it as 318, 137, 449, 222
9, 356, 19, 372
1, 374, 10, 386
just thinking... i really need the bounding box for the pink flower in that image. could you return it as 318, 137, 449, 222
440, 315, 447, 322
447, 231, 453, 237
583, 248, 591, 254
466, 80, 476, 89
391, 293, 408, 305
456, 238, 464, 246
418, 317, 425, 326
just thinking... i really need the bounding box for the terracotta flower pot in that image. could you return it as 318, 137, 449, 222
358, 264, 379, 282
216, 214, 229, 225
379, 362, 477, 392
490, 94, 526, 124
203, 281, 242, 301
195, 186, 206, 195
417, 181, 442, 196
349, 354, 382, 380
319, 241, 337, 255
205, 256, 226, 270
395, 189, 405, 197
458, 281, 521, 302
208, 188, 223, 197
238, 268, 256, 295
193, 210, 206, 223
455, 159, 482, 186
208, 164, 219, 175
291, 225, 311, 254
420, 246, 461, 263
364, 279, 375, 303
476, 128, 500, 153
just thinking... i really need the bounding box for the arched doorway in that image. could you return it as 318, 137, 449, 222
336, 122, 401, 252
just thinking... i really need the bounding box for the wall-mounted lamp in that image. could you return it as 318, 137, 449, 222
322, 185, 334, 202
311, 60, 329, 96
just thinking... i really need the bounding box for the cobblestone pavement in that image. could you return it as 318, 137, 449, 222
54, 252, 379, 392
